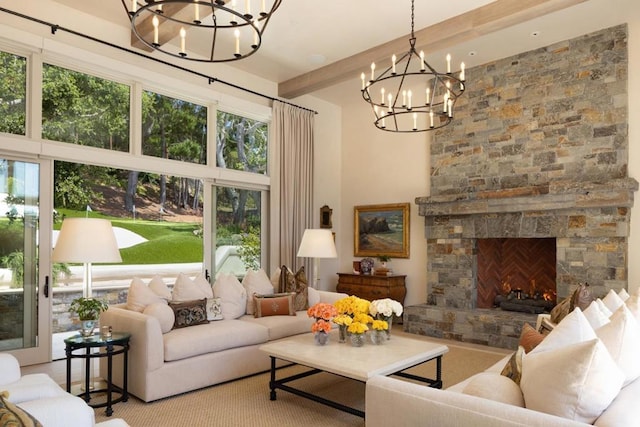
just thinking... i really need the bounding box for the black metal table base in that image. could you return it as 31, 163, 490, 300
268, 355, 443, 418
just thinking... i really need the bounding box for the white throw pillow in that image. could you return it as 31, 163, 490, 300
193, 273, 214, 299
582, 300, 610, 330
213, 273, 247, 319
126, 277, 166, 312
624, 295, 640, 323
602, 289, 625, 313
618, 288, 630, 302
462, 372, 525, 407
529, 308, 595, 354
242, 269, 275, 314
520, 339, 624, 424
596, 298, 613, 318
148, 275, 172, 301
172, 273, 209, 302
595, 304, 640, 386
308, 287, 321, 307
143, 302, 175, 334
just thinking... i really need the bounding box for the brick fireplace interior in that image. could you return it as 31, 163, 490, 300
404, 24, 638, 349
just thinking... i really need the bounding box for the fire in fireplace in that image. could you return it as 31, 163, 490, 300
477, 238, 557, 313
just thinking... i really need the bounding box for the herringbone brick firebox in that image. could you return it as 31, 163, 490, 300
405, 24, 638, 349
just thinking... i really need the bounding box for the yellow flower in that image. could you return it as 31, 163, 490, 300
371, 319, 388, 331
353, 312, 373, 324
332, 314, 353, 326
347, 321, 369, 334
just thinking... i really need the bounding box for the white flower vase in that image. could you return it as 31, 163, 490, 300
314, 331, 330, 346
370, 329, 386, 345
383, 315, 393, 340
350, 333, 365, 347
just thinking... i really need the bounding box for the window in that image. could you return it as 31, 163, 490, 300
216, 111, 267, 174
42, 64, 130, 151
0, 51, 26, 135
142, 90, 207, 164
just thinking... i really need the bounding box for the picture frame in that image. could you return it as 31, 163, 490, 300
320, 205, 333, 229
354, 202, 410, 258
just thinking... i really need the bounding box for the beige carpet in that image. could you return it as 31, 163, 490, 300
93, 335, 509, 427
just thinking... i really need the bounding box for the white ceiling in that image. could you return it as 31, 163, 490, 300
51, 0, 634, 103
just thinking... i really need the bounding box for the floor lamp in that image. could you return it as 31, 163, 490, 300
296, 229, 337, 289
52, 218, 122, 298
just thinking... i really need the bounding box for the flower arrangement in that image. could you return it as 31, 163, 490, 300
369, 298, 403, 318
307, 303, 337, 334
371, 319, 389, 331
334, 295, 370, 317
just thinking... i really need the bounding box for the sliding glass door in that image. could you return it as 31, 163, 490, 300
0, 157, 51, 365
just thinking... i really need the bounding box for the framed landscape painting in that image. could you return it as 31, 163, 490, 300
354, 202, 410, 258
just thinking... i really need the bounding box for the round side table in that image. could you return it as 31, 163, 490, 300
64, 332, 130, 416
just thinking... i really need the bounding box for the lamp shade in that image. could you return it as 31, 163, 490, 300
52, 218, 122, 263
296, 229, 337, 259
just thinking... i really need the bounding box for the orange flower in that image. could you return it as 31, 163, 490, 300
311, 319, 331, 334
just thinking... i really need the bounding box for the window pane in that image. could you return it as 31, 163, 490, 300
42, 64, 130, 151
0, 51, 26, 135
216, 111, 267, 174
142, 91, 207, 164
215, 186, 261, 278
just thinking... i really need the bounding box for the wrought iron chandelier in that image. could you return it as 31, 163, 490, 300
361, 0, 466, 132
123, 0, 282, 63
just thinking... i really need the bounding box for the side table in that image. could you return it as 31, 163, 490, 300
65, 332, 130, 416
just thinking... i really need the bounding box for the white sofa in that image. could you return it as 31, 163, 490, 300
366, 292, 640, 427
0, 353, 128, 427
100, 289, 346, 402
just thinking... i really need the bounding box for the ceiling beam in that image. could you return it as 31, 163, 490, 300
277, 0, 588, 99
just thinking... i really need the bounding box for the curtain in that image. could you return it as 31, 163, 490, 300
271, 101, 314, 273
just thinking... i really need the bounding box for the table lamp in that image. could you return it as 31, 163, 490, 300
52, 218, 122, 298
296, 229, 337, 289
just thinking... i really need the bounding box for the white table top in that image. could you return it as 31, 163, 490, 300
259, 331, 448, 382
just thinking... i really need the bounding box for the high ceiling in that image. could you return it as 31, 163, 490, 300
51, 0, 632, 103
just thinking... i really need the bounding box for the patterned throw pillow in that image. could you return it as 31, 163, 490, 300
0, 391, 42, 427
500, 345, 524, 385
278, 265, 309, 311
519, 323, 545, 353
169, 299, 208, 329
206, 297, 224, 321
253, 293, 296, 318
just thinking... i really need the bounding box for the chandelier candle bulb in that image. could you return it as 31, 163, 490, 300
402, 90, 406, 107
234, 29, 240, 56
180, 27, 186, 54
152, 16, 159, 45
252, 22, 259, 47
388, 93, 392, 108
245, 0, 251, 17
448, 99, 453, 118
361, 73, 366, 90
157, 4, 163, 13
392, 54, 396, 74
131, 0, 136, 13
420, 51, 425, 71
381, 87, 385, 105
370, 63, 375, 81
261, 0, 266, 15
446, 54, 451, 73
426, 87, 430, 105
407, 90, 412, 110
194, 3, 200, 23
413, 112, 417, 130
460, 62, 465, 81
430, 110, 434, 128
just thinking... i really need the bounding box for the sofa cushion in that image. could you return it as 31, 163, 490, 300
602, 289, 625, 314
583, 300, 611, 330
241, 312, 314, 341
143, 302, 175, 334
169, 299, 208, 329
171, 273, 212, 302
253, 293, 296, 318
126, 277, 166, 312
242, 269, 275, 315
461, 372, 525, 407
595, 304, 640, 386
520, 338, 624, 424
162, 319, 269, 361
530, 307, 595, 354
0, 392, 42, 426
213, 273, 247, 319
148, 275, 172, 301
500, 346, 524, 385
596, 298, 613, 317
277, 265, 309, 311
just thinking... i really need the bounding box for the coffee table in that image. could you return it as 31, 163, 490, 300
259, 330, 448, 418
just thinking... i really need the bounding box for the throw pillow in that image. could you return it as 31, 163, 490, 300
169, 299, 208, 329
206, 297, 224, 321
242, 269, 275, 315
602, 289, 625, 313
0, 391, 42, 427
462, 372, 525, 407
520, 338, 624, 424
582, 300, 611, 330
530, 307, 596, 355
500, 345, 524, 385
278, 265, 309, 311
193, 273, 214, 299
308, 287, 321, 307
596, 298, 613, 317
595, 304, 640, 386
253, 293, 296, 318
212, 273, 247, 319
172, 273, 211, 302
619, 288, 631, 302
518, 323, 544, 353
148, 275, 172, 301
126, 277, 166, 312
143, 302, 175, 334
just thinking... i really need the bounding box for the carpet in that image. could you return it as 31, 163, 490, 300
94, 336, 509, 427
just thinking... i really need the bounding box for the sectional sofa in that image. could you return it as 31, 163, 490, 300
99, 270, 346, 402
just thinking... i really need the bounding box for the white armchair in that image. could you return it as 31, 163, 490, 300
0, 353, 128, 427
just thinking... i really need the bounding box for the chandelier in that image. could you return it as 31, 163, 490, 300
361, 0, 466, 132
124, 0, 282, 63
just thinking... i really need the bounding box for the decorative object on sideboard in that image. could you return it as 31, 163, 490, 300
359, 257, 374, 275
354, 203, 410, 258
360, 0, 465, 133
123, 0, 282, 63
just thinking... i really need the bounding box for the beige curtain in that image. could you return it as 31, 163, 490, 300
272, 101, 314, 272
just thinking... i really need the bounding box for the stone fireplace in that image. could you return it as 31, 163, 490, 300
404, 24, 638, 349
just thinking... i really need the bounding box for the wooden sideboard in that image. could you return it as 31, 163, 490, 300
336, 273, 407, 306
